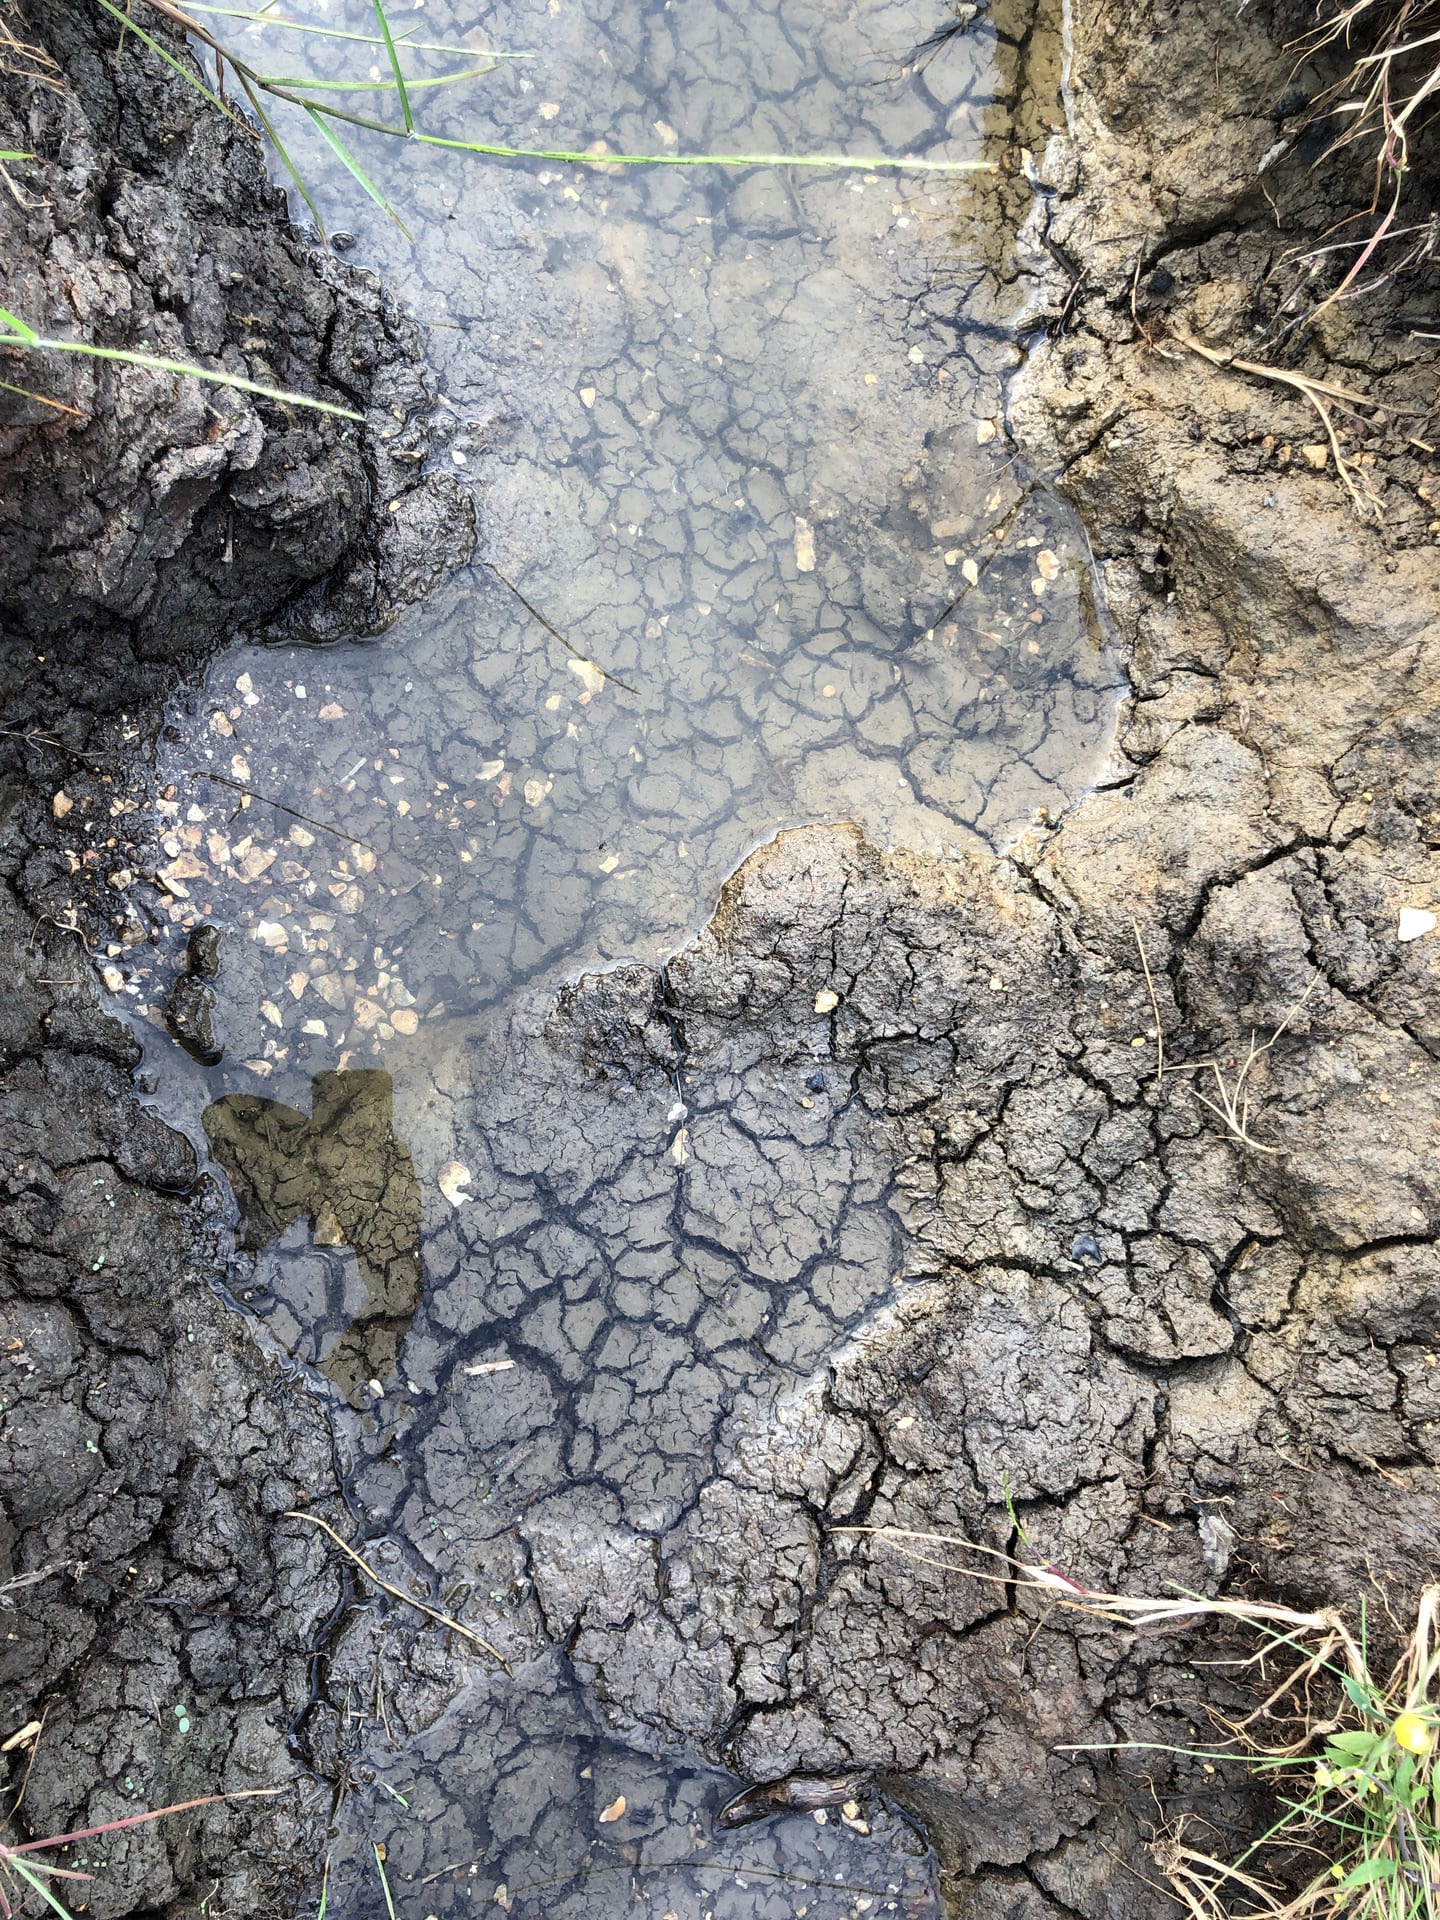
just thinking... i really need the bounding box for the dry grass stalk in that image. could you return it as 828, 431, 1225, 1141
842, 1525, 1440, 1920
284, 1510, 510, 1670
1130, 923, 1319, 1154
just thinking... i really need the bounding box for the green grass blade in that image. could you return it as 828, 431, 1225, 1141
0, 376, 84, 415
370, 0, 413, 134
314, 1854, 331, 1920
179, 6, 526, 59
0, 307, 40, 343
260, 65, 491, 94
8, 1856, 79, 1920
237, 70, 328, 242
288, 95, 996, 173
8, 330, 362, 419
413, 132, 998, 172
372, 1843, 397, 1920
97, 0, 234, 119
303, 105, 408, 235
0, 149, 33, 161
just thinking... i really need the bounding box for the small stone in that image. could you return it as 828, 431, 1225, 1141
976, 417, 998, 444
794, 516, 817, 572
814, 989, 840, 1013
1299, 443, 1330, 470
391, 1008, 419, 1035
599, 1795, 626, 1824
962, 557, 980, 586
439, 1162, 472, 1207
52, 791, 73, 819
1399, 908, 1437, 942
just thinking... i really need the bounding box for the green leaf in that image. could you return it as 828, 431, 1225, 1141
96, 0, 234, 120
413, 129, 998, 172
9, 1856, 79, 1920
1328, 1731, 1383, 1757
257, 66, 489, 95
370, 0, 413, 135
1343, 1675, 1379, 1711
179, 5, 506, 58
1339, 1856, 1398, 1889
13, 334, 362, 418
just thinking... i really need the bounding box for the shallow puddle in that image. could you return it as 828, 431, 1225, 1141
115, 0, 1120, 1909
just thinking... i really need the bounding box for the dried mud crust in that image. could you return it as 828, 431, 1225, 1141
0, 5, 474, 1914
518, 791, 1440, 1917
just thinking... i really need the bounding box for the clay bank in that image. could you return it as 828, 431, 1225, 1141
1, 0, 1439, 1916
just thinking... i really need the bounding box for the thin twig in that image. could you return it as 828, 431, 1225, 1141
187, 768, 383, 855
283, 1511, 510, 1670
1169, 328, 1386, 521
481, 562, 639, 695
1131, 916, 1165, 1086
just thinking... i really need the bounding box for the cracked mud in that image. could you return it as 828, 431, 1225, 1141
2, 0, 1440, 1914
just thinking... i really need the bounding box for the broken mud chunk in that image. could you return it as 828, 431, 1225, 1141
166, 974, 223, 1066
186, 921, 222, 980
1071, 1231, 1102, 1263
716, 1771, 870, 1830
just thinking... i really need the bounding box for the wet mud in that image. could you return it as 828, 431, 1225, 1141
0, 3, 469, 1913
2, 0, 1440, 1915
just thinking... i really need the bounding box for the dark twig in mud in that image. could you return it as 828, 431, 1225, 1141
188, 768, 384, 856
0, 727, 108, 771
421, 1854, 901, 1896
481, 561, 640, 695
283, 1510, 510, 1670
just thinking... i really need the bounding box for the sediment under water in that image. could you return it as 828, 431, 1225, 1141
110, 0, 1122, 1909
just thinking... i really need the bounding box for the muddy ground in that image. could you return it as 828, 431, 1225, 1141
0, 5, 472, 1912
2, 0, 1440, 1915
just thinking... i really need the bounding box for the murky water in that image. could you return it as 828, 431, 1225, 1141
108, 0, 1118, 1909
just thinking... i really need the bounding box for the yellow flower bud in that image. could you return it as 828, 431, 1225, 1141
1393, 1711, 1434, 1754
